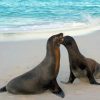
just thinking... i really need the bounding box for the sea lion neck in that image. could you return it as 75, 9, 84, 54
66, 40, 83, 60
46, 41, 60, 60
44, 39, 60, 78
68, 43, 80, 55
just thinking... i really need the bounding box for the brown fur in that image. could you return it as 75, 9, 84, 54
0, 33, 65, 98
55, 47, 60, 75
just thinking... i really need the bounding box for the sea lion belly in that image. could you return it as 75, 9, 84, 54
72, 67, 87, 78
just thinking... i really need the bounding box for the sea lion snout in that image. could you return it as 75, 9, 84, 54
55, 33, 64, 44
62, 36, 74, 46
58, 33, 64, 43
52, 33, 64, 46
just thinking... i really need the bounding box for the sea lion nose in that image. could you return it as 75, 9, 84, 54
61, 37, 64, 42
59, 37, 64, 43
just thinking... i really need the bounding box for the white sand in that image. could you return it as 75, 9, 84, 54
0, 30, 100, 100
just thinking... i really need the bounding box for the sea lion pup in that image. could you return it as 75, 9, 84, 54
62, 35, 100, 85
0, 33, 65, 98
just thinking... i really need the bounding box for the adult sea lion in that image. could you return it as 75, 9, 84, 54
0, 33, 65, 98
62, 35, 100, 85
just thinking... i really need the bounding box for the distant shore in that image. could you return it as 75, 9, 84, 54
0, 24, 100, 41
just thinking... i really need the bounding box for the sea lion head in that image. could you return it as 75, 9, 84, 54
62, 36, 76, 48
48, 33, 64, 47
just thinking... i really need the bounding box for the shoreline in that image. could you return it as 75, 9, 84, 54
0, 26, 100, 41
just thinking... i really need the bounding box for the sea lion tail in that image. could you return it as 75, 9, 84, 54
0, 86, 7, 92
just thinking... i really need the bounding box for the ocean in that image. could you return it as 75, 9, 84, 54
0, 0, 100, 35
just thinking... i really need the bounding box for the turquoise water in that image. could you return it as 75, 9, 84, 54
0, 0, 100, 33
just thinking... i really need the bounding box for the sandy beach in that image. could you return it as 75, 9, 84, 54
0, 30, 100, 100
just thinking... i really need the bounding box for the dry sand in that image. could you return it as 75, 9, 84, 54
0, 30, 100, 100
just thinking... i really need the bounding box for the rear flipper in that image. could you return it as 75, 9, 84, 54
49, 80, 65, 98
87, 69, 100, 85
94, 65, 100, 79
0, 86, 7, 93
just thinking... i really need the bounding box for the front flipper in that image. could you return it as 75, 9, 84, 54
61, 71, 76, 84
49, 80, 65, 98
